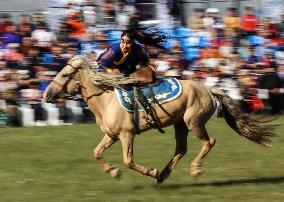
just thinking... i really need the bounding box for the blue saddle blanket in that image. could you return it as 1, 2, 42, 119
114, 78, 182, 112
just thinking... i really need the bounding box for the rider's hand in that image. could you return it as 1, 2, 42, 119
110, 68, 121, 75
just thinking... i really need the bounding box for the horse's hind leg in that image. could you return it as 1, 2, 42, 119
190, 125, 216, 179
156, 122, 188, 183
93, 134, 120, 178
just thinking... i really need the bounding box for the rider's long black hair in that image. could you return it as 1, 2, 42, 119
121, 29, 168, 50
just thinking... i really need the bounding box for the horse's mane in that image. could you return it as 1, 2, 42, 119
69, 55, 144, 87
89, 70, 144, 87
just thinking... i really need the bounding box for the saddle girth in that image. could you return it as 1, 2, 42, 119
133, 86, 165, 134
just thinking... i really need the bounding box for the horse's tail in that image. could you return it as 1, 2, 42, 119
209, 87, 275, 147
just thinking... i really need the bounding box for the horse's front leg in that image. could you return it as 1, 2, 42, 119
119, 132, 159, 179
94, 134, 121, 178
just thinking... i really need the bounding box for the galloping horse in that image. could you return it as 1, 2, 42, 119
43, 56, 274, 183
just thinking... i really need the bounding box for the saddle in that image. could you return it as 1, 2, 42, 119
115, 77, 182, 134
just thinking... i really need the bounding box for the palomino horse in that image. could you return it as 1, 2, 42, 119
43, 56, 274, 183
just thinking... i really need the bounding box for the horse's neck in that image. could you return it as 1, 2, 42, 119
78, 69, 113, 116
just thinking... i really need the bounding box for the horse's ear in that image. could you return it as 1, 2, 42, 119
68, 55, 86, 68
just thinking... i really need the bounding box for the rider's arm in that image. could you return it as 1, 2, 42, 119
96, 47, 116, 69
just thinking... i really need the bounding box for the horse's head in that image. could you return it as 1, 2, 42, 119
43, 56, 88, 103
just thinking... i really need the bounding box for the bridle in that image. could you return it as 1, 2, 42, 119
51, 63, 81, 98
51, 62, 105, 102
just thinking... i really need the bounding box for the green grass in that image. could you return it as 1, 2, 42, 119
0, 117, 284, 202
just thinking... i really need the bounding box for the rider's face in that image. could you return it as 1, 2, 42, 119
120, 35, 133, 53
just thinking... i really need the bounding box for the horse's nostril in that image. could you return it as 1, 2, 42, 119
43, 90, 56, 103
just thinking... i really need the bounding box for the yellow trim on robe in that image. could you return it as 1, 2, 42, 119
113, 44, 132, 65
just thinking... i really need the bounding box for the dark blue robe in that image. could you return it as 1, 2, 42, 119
97, 42, 149, 75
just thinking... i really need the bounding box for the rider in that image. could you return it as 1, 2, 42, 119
97, 29, 168, 132
96, 29, 167, 81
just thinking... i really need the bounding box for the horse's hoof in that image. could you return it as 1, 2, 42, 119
190, 169, 203, 179
155, 178, 164, 184
149, 168, 159, 179
109, 168, 121, 179
154, 170, 164, 184
155, 177, 164, 184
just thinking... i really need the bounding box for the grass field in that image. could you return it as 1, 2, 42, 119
0, 117, 284, 202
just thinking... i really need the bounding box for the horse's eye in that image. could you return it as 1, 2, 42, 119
62, 73, 71, 77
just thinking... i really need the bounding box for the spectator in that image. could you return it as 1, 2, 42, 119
0, 69, 19, 125
23, 46, 41, 75
218, 54, 239, 77
156, 0, 174, 29
203, 8, 224, 30
237, 39, 250, 60
262, 17, 278, 39
275, 47, 284, 64
278, 60, 284, 88
258, 65, 283, 114
18, 22, 33, 38
45, 45, 67, 73
66, 12, 86, 38
19, 37, 33, 56
4, 43, 24, 63
56, 21, 71, 42
82, 0, 97, 26
279, 14, 284, 37
155, 53, 172, 76
245, 47, 263, 69
18, 14, 33, 35
102, 0, 115, 24
262, 51, 278, 70
19, 79, 46, 123
240, 7, 259, 36
127, 10, 140, 30
223, 7, 241, 33
31, 13, 46, 29
187, 8, 205, 32
200, 44, 221, 69
19, 14, 31, 25
37, 70, 53, 93
31, 22, 57, 49
240, 86, 263, 113
0, 14, 12, 36
203, 68, 221, 87
56, 98, 72, 124
219, 38, 235, 58
115, 1, 131, 30
2, 23, 21, 48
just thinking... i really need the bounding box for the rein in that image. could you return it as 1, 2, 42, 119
78, 82, 105, 103
52, 62, 105, 102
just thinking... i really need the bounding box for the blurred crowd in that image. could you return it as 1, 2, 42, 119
0, 1, 283, 127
